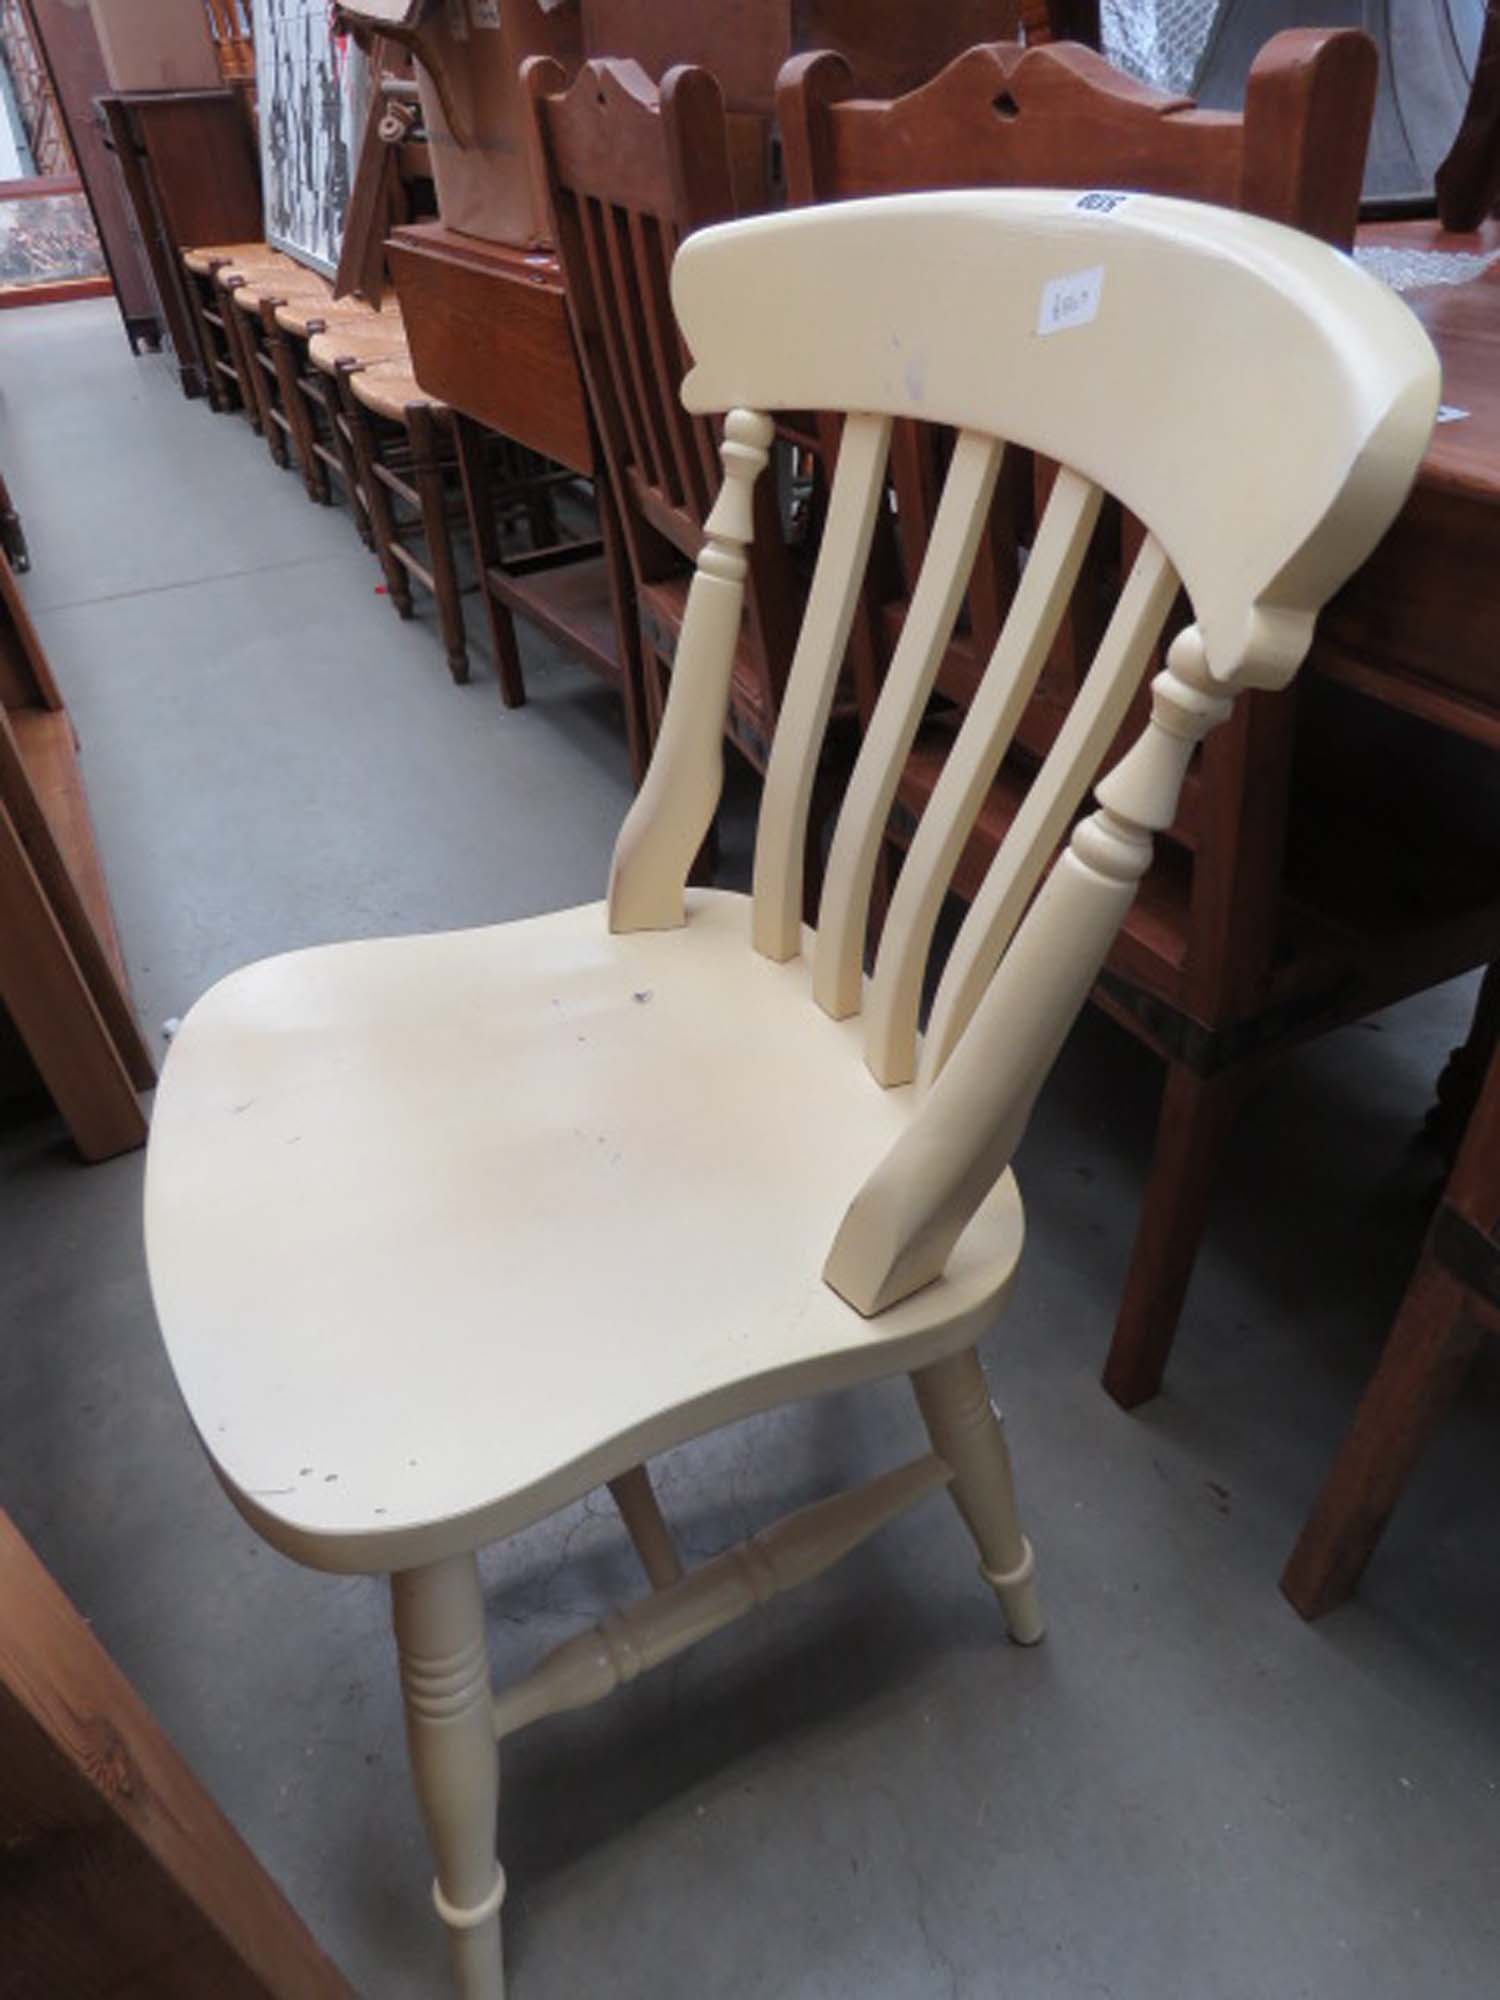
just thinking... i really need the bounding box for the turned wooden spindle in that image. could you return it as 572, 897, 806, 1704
609, 408, 774, 933
392, 1557, 505, 2000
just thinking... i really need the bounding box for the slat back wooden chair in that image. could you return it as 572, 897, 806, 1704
1435, 0, 1500, 228
780, 31, 1383, 1398
229, 264, 345, 494
143, 192, 1435, 1998
525, 56, 801, 767
202, 0, 255, 88
336, 356, 478, 682
274, 293, 408, 546
185, 245, 296, 424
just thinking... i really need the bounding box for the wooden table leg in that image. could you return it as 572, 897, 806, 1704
1280, 1250, 1492, 1618
1101, 1059, 1258, 1409
0, 794, 145, 1162
453, 413, 527, 709
407, 402, 470, 685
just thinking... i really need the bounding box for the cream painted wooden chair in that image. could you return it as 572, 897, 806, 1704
144, 191, 1435, 1997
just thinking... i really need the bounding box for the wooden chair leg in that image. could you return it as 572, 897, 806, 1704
225, 284, 288, 468
1428, 959, 1500, 1161
607, 1464, 684, 1589
262, 303, 330, 504
391, 1555, 505, 2000
317, 372, 374, 547
182, 270, 229, 414
408, 402, 470, 684
912, 1346, 1044, 1644
452, 414, 527, 708
1101, 1059, 1257, 1409
215, 274, 262, 434
1280, 1254, 1490, 1619
337, 366, 412, 615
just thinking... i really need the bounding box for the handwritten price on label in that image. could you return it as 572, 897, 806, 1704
1037, 266, 1105, 337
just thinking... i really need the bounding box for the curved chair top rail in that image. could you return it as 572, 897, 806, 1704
672, 188, 1435, 692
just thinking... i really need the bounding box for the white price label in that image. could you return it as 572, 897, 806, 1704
1037, 265, 1104, 337
470, 0, 501, 25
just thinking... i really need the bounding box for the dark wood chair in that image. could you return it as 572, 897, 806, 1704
1281, 962, 1500, 1617
524, 56, 804, 775
228, 264, 346, 494
780, 32, 1393, 1407
1435, 0, 1500, 228
273, 294, 398, 545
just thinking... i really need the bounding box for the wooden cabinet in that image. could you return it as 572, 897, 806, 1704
99, 89, 261, 398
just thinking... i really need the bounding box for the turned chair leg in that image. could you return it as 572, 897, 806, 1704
215, 271, 262, 432
1101, 1058, 1256, 1409
261, 300, 330, 505
392, 1554, 506, 2000
337, 364, 413, 616
912, 1346, 1044, 1644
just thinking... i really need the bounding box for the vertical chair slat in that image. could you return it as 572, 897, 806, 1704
630, 209, 708, 517
602, 202, 673, 500
578, 197, 655, 489
863, 466, 1104, 1086
751, 412, 893, 963
811, 429, 1005, 1020
918, 532, 1181, 1090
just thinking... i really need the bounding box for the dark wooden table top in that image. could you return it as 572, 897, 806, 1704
1315, 217, 1500, 739
1357, 217, 1500, 506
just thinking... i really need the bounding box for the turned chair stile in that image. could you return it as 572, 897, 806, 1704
525, 57, 803, 774
143, 193, 1436, 1996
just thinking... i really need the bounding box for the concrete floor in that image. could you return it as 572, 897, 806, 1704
3, 300, 1498, 1999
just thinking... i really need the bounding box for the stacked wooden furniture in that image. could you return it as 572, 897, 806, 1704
378, 0, 1094, 776
526, 58, 804, 776
389, 222, 652, 767
23, 0, 160, 349
0, 548, 153, 1161
99, 87, 262, 403
202, 0, 255, 93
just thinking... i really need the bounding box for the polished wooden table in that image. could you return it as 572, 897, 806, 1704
1280, 215, 1500, 1615
389, 221, 647, 778
1317, 219, 1500, 751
